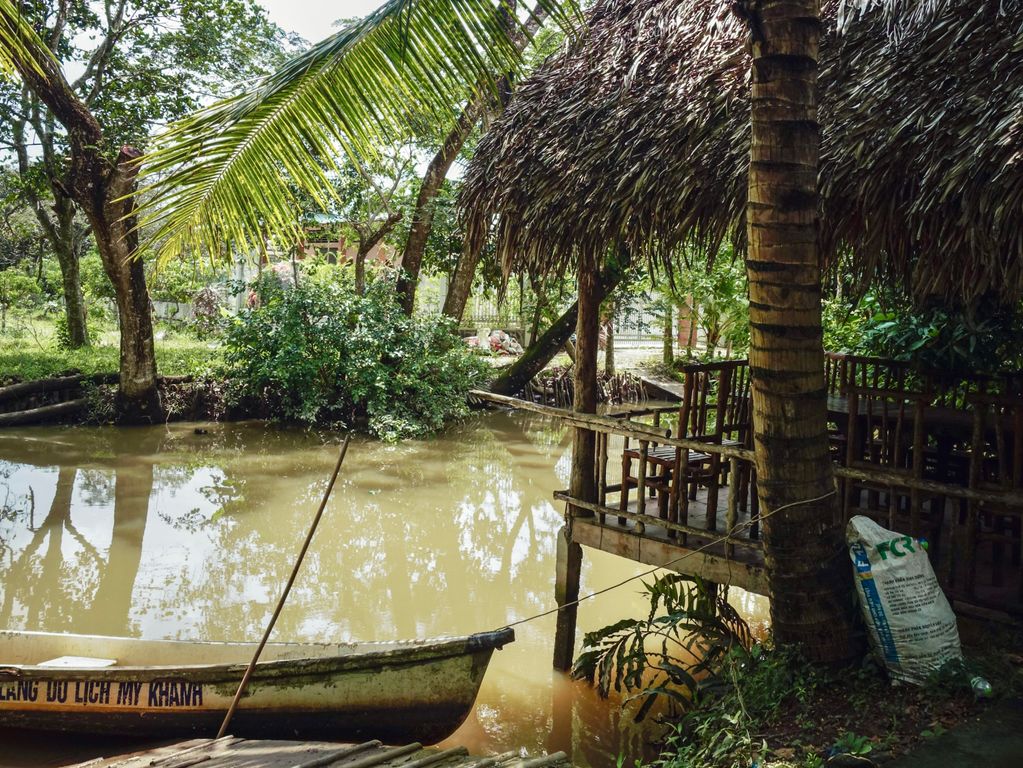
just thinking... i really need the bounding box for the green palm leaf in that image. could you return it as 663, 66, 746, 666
0, 1, 51, 78
137, 0, 578, 264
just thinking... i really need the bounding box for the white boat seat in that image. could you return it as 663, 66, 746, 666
38, 656, 117, 668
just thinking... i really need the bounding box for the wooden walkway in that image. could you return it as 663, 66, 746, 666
70, 738, 570, 768
636, 376, 684, 402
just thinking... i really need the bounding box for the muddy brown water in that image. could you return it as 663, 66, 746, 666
0, 412, 768, 767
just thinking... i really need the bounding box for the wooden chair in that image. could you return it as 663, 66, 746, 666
619, 360, 750, 535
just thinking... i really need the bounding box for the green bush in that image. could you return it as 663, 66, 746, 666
822, 289, 1023, 373
221, 265, 488, 440
857, 293, 1023, 374
573, 574, 752, 722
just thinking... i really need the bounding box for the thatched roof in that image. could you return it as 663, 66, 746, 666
460, 0, 1023, 304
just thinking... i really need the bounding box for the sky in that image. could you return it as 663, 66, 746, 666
258, 0, 383, 43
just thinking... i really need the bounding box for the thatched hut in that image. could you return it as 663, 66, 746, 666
461, 0, 1023, 305
464, 0, 1023, 664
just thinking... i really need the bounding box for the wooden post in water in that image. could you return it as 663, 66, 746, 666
553, 525, 583, 672
552, 254, 603, 672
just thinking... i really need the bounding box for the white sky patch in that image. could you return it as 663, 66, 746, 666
259, 0, 384, 42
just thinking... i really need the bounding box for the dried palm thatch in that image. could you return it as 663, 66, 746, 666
460, 0, 1023, 305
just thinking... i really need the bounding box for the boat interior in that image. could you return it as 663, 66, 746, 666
0, 630, 441, 668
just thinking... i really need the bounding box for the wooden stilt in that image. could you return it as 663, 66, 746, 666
553, 524, 583, 672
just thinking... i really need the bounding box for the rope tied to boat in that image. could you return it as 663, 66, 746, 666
502, 490, 838, 630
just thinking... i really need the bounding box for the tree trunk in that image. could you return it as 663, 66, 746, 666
357, 213, 401, 297
489, 300, 579, 396
355, 248, 368, 296
108, 250, 160, 422
89, 148, 161, 423
662, 302, 674, 365
569, 254, 602, 509
397, 100, 485, 315
14, 114, 89, 347
745, 0, 861, 662
54, 237, 88, 347
442, 243, 479, 322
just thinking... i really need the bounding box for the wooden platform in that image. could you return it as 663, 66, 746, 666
70, 737, 570, 768
636, 376, 684, 402
567, 491, 770, 597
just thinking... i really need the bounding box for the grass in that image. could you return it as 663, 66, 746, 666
0, 316, 221, 383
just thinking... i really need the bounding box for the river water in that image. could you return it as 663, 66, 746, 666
0, 412, 768, 767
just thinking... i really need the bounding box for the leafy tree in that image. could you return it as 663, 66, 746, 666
666, 252, 750, 359
135, 0, 578, 297
0, 168, 39, 272
222, 260, 488, 439
0, 0, 296, 347
314, 144, 418, 295
0, 266, 40, 329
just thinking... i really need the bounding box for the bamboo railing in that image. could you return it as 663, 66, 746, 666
472, 388, 1023, 614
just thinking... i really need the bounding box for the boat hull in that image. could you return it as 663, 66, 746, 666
0, 628, 512, 742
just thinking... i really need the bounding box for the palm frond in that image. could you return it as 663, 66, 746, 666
137, 0, 580, 264
0, 1, 50, 78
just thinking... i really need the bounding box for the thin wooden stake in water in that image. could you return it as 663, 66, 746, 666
216, 434, 352, 738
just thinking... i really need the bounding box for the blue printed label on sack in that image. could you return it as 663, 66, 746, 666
852, 543, 900, 666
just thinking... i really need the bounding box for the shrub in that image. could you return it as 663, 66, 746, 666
857, 293, 1023, 374
573, 574, 752, 721
221, 265, 488, 440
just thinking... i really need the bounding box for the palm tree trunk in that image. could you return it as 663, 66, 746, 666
745, 0, 860, 662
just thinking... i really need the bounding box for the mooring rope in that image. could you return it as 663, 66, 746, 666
503, 489, 838, 629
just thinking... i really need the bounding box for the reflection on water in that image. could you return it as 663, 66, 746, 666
0, 413, 768, 767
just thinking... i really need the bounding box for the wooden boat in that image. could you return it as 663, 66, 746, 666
0, 627, 513, 743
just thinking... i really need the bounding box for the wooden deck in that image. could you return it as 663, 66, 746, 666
70, 737, 570, 768
561, 488, 769, 597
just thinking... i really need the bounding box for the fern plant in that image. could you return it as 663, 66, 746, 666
572, 574, 752, 721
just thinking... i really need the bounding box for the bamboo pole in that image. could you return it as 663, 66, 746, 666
217, 435, 352, 738
726, 458, 739, 557
636, 440, 649, 520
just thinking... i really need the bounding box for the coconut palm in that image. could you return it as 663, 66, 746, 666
134, 0, 578, 266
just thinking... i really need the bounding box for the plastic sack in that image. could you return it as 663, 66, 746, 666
847, 515, 962, 685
